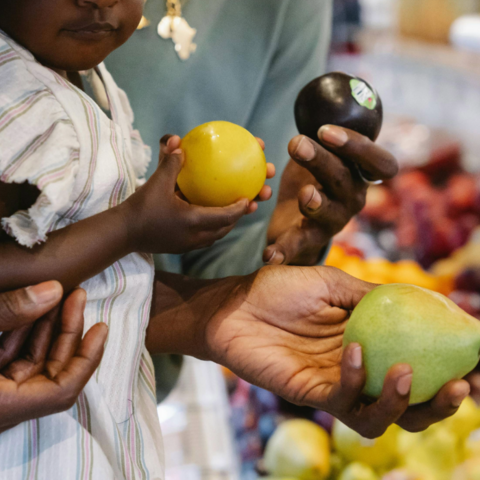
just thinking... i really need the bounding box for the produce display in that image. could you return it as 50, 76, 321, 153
262, 396, 480, 480
178, 121, 267, 207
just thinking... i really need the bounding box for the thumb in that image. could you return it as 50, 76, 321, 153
156, 135, 184, 190
0, 281, 63, 331
319, 266, 377, 310
263, 224, 327, 266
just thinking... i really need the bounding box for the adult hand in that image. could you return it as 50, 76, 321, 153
264, 126, 398, 266
206, 266, 469, 438
0, 282, 108, 433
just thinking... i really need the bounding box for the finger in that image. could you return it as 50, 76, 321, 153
160, 134, 181, 153
188, 199, 249, 231
397, 380, 471, 432
327, 343, 366, 413
318, 125, 398, 180
156, 135, 184, 189
356, 364, 412, 438
247, 202, 258, 214
2, 306, 59, 384
255, 137, 266, 151
255, 185, 272, 202
0, 325, 33, 370
0, 281, 63, 331
54, 323, 108, 393
266, 163, 275, 179
263, 223, 328, 266
45, 289, 87, 378
288, 135, 360, 199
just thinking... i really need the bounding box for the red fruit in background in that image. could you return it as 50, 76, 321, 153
446, 174, 477, 214
455, 268, 480, 293
394, 171, 430, 195
449, 291, 480, 319
361, 185, 398, 224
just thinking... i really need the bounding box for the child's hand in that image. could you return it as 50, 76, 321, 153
123, 135, 275, 254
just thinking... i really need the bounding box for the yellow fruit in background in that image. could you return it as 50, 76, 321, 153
444, 396, 480, 442
393, 261, 439, 290
339, 463, 379, 480
325, 245, 347, 268
399, 425, 459, 480
464, 429, 480, 460
332, 420, 399, 471
264, 419, 330, 480
381, 469, 435, 480
339, 257, 368, 281
178, 121, 267, 207
452, 459, 480, 480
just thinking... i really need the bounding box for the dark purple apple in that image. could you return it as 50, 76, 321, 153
294, 72, 383, 142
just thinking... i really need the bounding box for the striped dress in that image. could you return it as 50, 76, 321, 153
0, 31, 164, 479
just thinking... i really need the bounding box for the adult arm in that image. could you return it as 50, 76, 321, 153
147, 266, 469, 437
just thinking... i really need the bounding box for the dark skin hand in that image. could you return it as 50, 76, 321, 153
265, 125, 399, 266
0, 282, 107, 433
147, 266, 470, 438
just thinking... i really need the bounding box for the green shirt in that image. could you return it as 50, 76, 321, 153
105, 0, 332, 279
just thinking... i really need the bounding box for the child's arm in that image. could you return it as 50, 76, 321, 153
0, 138, 251, 293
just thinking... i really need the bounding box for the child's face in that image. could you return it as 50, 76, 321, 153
0, 0, 143, 72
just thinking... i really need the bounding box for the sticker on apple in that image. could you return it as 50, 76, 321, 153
350, 79, 377, 110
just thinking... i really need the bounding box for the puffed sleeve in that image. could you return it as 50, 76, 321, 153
0, 67, 80, 247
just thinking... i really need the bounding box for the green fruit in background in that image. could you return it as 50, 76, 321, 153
339, 463, 379, 480
344, 284, 480, 404
264, 419, 330, 480
332, 420, 399, 471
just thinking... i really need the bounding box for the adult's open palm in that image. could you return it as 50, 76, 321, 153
207, 266, 471, 438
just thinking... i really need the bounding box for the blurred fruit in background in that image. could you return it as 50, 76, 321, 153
264, 419, 331, 480
452, 458, 480, 480
332, 421, 399, 472
339, 462, 380, 480
260, 397, 480, 480
399, 0, 480, 43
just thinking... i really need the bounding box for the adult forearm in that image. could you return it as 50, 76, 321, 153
0, 204, 132, 293
146, 270, 244, 359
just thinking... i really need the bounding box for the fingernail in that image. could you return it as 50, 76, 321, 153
26, 282, 62, 305
305, 188, 322, 211
294, 136, 315, 161
319, 125, 349, 147
265, 250, 276, 263
272, 252, 285, 265
350, 345, 362, 369
397, 374, 413, 396
452, 386, 470, 408
172, 148, 182, 155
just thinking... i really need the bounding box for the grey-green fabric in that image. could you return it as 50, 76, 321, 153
105, 0, 333, 279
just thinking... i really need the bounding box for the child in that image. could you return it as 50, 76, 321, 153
0, 1, 272, 477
